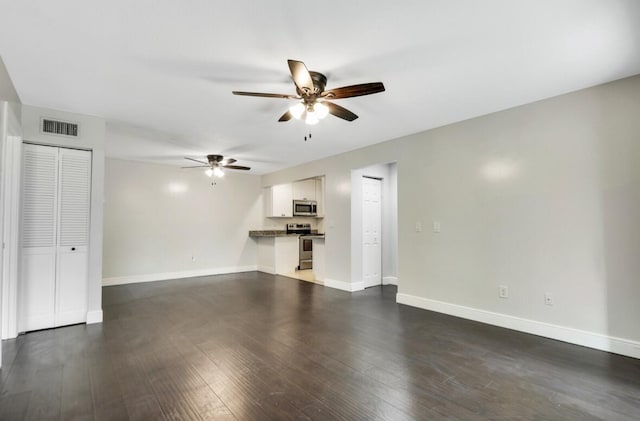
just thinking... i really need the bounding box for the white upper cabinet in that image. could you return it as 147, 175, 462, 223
315, 178, 325, 217
264, 183, 293, 217
292, 179, 316, 201
264, 177, 325, 218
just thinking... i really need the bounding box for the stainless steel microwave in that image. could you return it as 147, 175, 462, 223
293, 200, 317, 216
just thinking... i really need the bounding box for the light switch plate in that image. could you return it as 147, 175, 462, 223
433, 221, 441, 233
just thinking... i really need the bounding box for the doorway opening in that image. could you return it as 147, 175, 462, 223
350, 162, 398, 290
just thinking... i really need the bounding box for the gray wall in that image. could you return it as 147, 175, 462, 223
103, 159, 262, 281
262, 74, 640, 346
0, 57, 20, 104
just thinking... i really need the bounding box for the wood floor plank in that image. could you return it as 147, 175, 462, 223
60, 361, 94, 421
0, 390, 31, 420
24, 365, 63, 421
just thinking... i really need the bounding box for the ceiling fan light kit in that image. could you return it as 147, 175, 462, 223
233, 59, 385, 126
183, 154, 249, 180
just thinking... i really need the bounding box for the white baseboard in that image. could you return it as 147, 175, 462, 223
86, 310, 103, 324
257, 265, 276, 275
396, 293, 640, 360
324, 278, 365, 292
383, 276, 398, 285
102, 265, 258, 286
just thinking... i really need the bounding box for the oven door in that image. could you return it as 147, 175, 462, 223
299, 237, 313, 269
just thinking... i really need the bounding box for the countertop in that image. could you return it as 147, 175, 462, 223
249, 230, 325, 238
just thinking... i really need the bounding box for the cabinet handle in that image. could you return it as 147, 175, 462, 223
71, 247, 76, 251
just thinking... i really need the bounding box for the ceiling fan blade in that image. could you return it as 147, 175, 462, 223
326, 102, 358, 121
181, 165, 209, 169
287, 60, 315, 94
222, 165, 251, 170
232, 91, 298, 99
221, 158, 236, 165
278, 110, 293, 122
184, 157, 209, 165
322, 82, 385, 99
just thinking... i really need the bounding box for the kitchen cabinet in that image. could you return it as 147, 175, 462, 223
256, 236, 299, 275
315, 178, 325, 217
264, 183, 293, 217
292, 179, 316, 201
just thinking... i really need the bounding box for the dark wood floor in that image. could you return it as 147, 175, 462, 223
1, 272, 639, 420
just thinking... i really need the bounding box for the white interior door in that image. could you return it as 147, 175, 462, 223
20, 144, 59, 331
55, 148, 91, 326
19, 145, 91, 332
362, 177, 382, 288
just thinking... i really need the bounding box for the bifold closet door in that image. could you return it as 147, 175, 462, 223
20, 144, 91, 332
20, 144, 58, 331
55, 147, 91, 327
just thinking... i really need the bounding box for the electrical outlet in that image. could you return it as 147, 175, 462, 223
433, 221, 441, 233
415, 222, 422, 232
544, 293, 554, 306
499, 285, 508, 298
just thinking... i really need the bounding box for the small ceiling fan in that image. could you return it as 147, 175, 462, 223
183, 154, 250, 178
232, 59, 385, 125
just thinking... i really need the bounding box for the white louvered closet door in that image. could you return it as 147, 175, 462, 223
20, 144, 91, 332
55, 148, 91, 327
20, 144, 59, 331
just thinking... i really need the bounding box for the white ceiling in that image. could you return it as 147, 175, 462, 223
1, 1, 639, 174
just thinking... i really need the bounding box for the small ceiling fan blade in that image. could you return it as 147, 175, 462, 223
184, 157, 209, 165
287, 60, 315, 94
223, 165, 251, 170
278, 110, 293, 122
322, 82, 385, 99
326, 102, 358, 121
232, 91, 298, 99
181, 165, 209, 169
221, 158, 236, 165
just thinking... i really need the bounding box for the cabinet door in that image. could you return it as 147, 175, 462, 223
271, 183, 293, 217
292, 179, 316, 201
315, 178, 324, 217
20, 144, 58, 332
55, 148, 91, 326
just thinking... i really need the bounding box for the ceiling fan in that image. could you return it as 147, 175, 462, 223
232, 59, 385, 125
183, 154, 250, 178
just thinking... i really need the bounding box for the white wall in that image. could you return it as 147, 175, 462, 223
1, 101, 22, 340
262, 74, 640, 357
0, 56, 22, 363
21, 105, 105, 323
103, 159, 262, 284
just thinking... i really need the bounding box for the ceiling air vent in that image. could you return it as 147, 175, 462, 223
42, 118, 79, 137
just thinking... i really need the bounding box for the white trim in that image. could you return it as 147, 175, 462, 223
102, 265, 258, 286
1, 135, 22, 340
396, 293, 640, 360
86, 310, 103, 324
383, 276, 398, 285
324, 278, 365, 292
257, 265, 275, 275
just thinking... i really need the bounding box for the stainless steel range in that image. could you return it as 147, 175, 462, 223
287, 223, 313, 270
